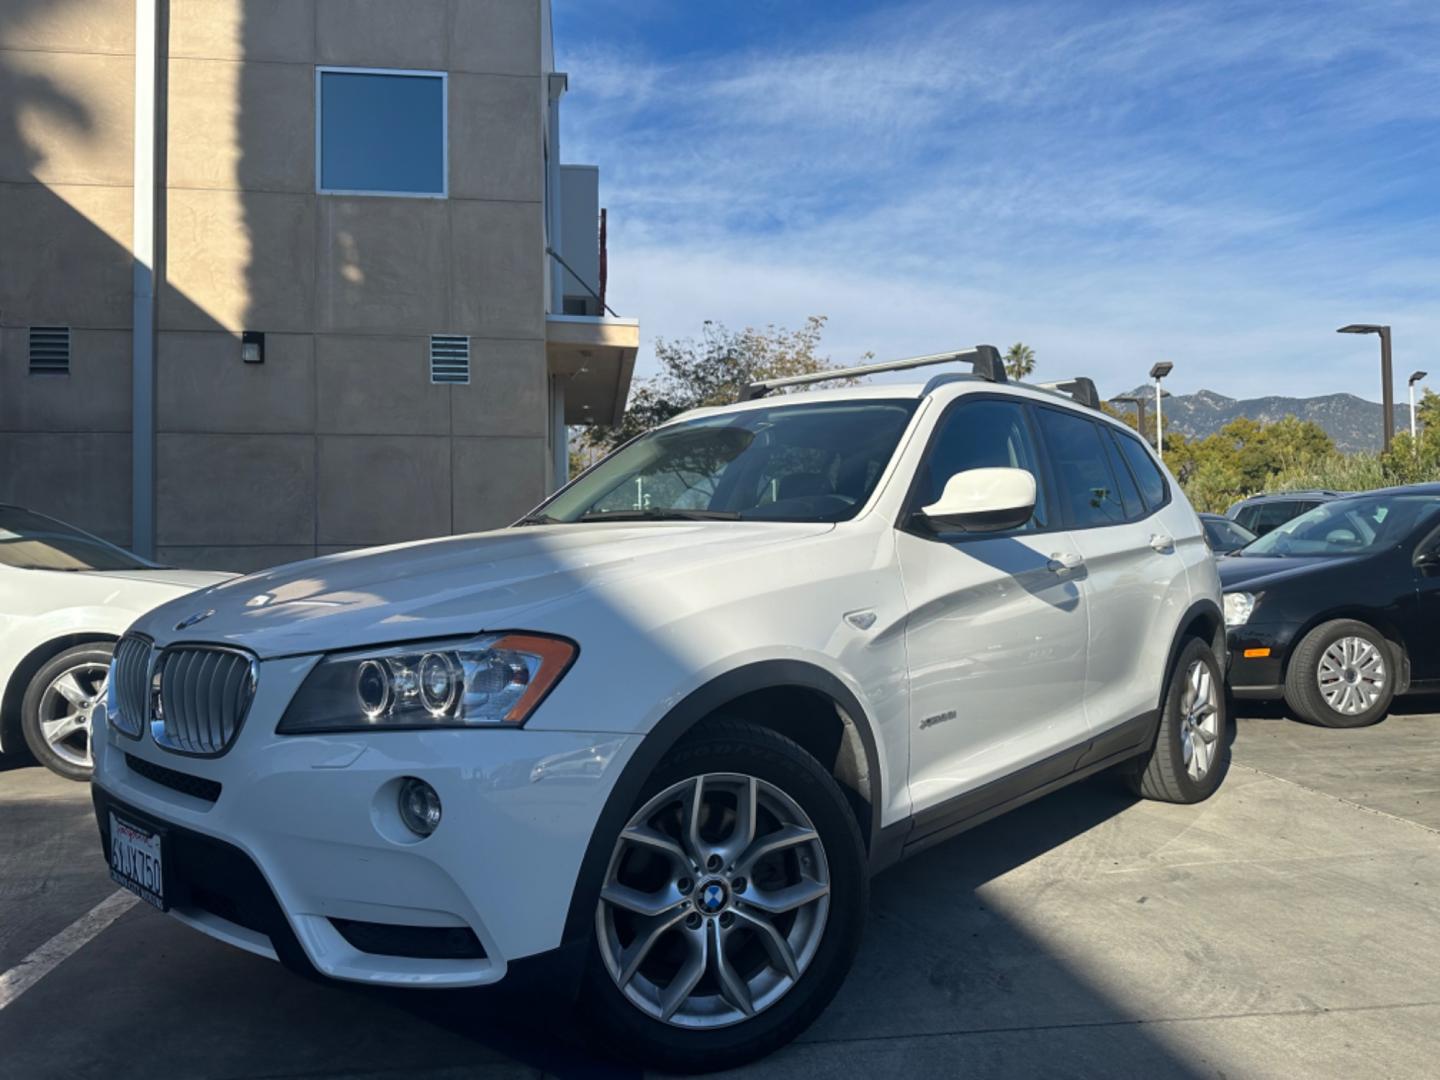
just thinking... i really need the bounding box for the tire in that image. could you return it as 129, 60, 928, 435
581, 717, 867, 1073
1284, 619, 1396, 728
1129, 637, 1228, 804
20, 643, 113, 781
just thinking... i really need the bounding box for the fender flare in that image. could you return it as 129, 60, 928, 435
1159, 597, 1225, 711
559, 659, 885, 947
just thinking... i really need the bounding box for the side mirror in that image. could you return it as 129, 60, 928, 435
920, 467, 1036, 533
1415, 549, 1440, 569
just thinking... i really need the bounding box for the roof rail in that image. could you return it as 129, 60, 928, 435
739, 345, 1005, 401
1037, 377, 1101, 411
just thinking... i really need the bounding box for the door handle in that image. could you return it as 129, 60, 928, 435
1149, 533, 1175, 554
1048, 552, 1084, 573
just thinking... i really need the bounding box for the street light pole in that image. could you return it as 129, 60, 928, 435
1149, 362, 1173, 462
1410, 370, 1428, 442
1338, 324, 1395, 453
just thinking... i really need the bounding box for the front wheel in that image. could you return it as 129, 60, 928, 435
20, 643, 113, 781
1129, 636, 1228, 804
1284, 619, 1396, 728
582, 718, 867, 1073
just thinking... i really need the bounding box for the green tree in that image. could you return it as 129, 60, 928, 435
1003, 342, 1036, 381
578, 316, 846, 453
1168, 415, 1335, 512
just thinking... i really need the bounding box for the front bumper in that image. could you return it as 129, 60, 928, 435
1225, 623, 1293, 699
92, 656, 639, 988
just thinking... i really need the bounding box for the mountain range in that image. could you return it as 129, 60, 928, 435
1110, 388, 1411, 453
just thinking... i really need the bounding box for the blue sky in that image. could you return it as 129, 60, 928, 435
553, 0, 1440, 400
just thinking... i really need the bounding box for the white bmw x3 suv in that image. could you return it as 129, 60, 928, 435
92, 347, 1227, 1071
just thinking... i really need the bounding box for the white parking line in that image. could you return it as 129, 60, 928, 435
0, 890, 138, 1010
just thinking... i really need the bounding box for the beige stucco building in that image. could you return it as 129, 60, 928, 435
0, 0, 636, 571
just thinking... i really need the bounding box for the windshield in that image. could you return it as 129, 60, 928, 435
531, 399, 920, 524
0, 507, 153, 571
1239, 493, 1439, 558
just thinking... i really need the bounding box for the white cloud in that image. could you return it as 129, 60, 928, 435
556, 0, 1440, 401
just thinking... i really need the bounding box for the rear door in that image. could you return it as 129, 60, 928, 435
1031, 407, 1191, 734
895, 396, 1091, 816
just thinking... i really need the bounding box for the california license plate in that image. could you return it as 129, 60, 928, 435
108, 812, 167, 910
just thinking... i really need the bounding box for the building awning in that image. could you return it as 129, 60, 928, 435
546, 314, 639, 426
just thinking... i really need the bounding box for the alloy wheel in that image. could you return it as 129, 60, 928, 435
1317, 636, 1386, 716
39, 661, 108, 770
1179, 658, 1219, 782
596, 772, 831, 1029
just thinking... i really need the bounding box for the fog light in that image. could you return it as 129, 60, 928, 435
398, 777, 442, 837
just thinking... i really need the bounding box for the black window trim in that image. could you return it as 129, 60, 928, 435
895, 392, 1062, 543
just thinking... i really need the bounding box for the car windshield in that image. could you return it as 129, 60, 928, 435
1238, 493, 1439, 558
0, 507, 153, 571
529, 399, 920, 524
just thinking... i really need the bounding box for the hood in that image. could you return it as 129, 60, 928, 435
80, 568, 237, 590
137, 521, 832, 658
1217, 554, 1364, 592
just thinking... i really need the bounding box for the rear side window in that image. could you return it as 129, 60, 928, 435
916, 398, 1048, 532
1112, 430, 1169, 512
1033, 407, 1127, 528
1100, 430, 1143, 518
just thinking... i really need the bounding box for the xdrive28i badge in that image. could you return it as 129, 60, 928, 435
174, 609, 214, 631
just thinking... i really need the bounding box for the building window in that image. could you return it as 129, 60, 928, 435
316, 68, 447, 197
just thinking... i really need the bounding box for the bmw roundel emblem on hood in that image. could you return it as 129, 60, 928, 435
174, 609, 214, 631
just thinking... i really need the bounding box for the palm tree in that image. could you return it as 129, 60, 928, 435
1004, 342, 1036, 381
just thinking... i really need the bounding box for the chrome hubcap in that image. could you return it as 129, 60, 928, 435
1318, 636, 1386, 715
1179, 659, 1219, 782
596, 772, 831, 1028
39, 661, 108, 769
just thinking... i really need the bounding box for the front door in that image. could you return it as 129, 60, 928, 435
896, 397, 1091, 820
1407, 516, 1440, 682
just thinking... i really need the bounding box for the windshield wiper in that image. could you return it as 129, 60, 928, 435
514, 512, 561, 526
578, 508, 742, 523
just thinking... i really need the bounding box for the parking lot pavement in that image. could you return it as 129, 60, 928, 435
2, 707, 1439, 1080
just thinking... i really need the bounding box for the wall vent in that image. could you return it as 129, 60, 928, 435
430, 334, 470, 384
29, 326, 71, 374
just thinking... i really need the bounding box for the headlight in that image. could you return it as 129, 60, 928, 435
278, 633, 576, 734
1223, 592, 1256, 627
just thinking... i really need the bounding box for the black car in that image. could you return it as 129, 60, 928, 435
1220, 485, 1440, 727
1200, 513, 1256, 555
1226, 490, 1343, 538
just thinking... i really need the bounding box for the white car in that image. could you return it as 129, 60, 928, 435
0, 505, 232, 780
92, 348, 1227, 1071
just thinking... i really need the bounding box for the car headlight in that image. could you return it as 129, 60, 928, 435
1223, 592, 1256, 627
278, 633, 576, 734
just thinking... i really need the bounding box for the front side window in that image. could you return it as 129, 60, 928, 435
0, 507, 151, 571
1034, 407, 1126, 528
318, 69, 446, 196
914, 398, 1047, 532
528, 399, 920, 524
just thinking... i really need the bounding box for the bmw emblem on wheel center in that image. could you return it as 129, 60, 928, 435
698, 880, 728, 914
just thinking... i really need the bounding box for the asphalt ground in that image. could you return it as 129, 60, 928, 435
3, 699, 1439, 1080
